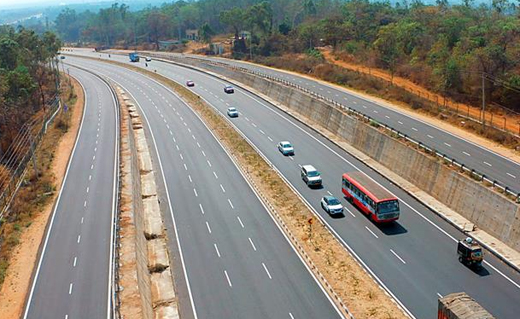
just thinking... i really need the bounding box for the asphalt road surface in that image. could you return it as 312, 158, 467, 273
66, 56, 344, 319
23, 67, 118, 319
65, 51, 520, 319
175, 52, 520, 194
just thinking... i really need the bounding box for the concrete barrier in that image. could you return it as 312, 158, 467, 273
150, 270, 176, 307
139, 151, 153, 173
173, 58, 520, 252
141, 171, 157, 198
147, 238, 170, 272
155, 305, 180, 319
143, 196, 163, 239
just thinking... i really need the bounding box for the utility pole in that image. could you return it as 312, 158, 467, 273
482, 73, 486, 128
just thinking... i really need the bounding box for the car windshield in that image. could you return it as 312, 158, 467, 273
328, 198, 340, 205
307, 170, 320, 177
283, 143, 292, 148
378, 200, 399, 214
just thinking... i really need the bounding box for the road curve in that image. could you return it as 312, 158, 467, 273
66, 52, 520, 319
23, 67, 119, 319
66, 56, 344, 319
138, 51, 520, 195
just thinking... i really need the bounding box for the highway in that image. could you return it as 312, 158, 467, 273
66, 51, 520, 319
23, 67, 119, 319
151, 51, 520, 195
66, 56, 344, 319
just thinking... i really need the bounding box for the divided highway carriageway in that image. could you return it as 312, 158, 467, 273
66, 55, 345, 319
67, 51, 520, 319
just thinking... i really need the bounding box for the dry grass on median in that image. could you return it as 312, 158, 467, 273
93, 57, 407, 319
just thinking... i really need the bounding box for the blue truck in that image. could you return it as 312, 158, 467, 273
129, 52, 140, 62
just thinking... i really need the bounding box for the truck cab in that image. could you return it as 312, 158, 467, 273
129, 52, 140, 62
457, 237, 483, 269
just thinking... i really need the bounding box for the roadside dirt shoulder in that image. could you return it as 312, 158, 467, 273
0, 75, 84, 319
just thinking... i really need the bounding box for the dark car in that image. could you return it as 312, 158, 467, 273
186, 80, 195, 87
224, 85, 234, 94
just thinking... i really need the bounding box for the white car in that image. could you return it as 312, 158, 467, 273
227, 107, 238, 117
145, 57, 152, 62
277, 141, 294, 155
301, 165, 322, 187
321, 196, 344, 215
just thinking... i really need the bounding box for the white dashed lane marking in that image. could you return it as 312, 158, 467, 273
365, 226, 378, 239
390, 249, 406, 264
237, 216, 244, 228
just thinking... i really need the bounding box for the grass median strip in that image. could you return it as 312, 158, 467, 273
86, 56, 407, 319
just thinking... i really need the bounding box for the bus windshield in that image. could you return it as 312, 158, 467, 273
378, 200, 399, 214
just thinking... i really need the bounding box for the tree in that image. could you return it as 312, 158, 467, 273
373, 23, 400, 82
220, 7, 245, 40
199, 23, 214, 43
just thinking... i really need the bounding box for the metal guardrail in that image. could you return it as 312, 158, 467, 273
0, 95, 61, 220
167, 55, 520, 202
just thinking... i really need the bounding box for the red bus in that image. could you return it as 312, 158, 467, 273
342, 172, 400, 223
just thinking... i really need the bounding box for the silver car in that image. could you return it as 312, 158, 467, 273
227, 107, 238, 117
277, 141, 294, 155
321, 196, 344, 215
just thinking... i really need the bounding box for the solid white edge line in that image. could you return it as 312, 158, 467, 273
111, 82, 199, 318
207, 72, 520, 290
70, 56, 349, 316
224, 55, 520, 168
23, 73, 89, 319
147, 80, 349, 319
98, 72, 120, 319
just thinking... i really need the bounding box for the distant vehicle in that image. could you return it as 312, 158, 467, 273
277, 141, 294, 155
301, 165, 322, 187
186, 80, 195, 87
227, 107, 238, 117
224, 85, 234, 94
145, 57, 152, 62
438, 292, 494, 319
129, 52, 140, 62
457, 237, 483, 269
342, 172, 400, 222
59, 55, 66, 59
321, 196, 343, 216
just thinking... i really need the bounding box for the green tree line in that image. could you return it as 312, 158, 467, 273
54, 0, 520, 112
0, 26, 62, 155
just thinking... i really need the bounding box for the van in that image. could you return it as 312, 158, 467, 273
301, 165, 322, 187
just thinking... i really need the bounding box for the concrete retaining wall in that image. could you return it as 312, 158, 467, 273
122, 90, 180, 319
175, 59, 520, 251
126, 96, 154, 319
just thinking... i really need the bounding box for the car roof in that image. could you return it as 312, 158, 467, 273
302, 164, 316, 171
228, 107, 236, 110
225, 85, 233, 88
280, 141, 291, 145
324, 196, 338, 201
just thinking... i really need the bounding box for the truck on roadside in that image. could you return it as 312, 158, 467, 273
129, 52, 140, 62
438, 292, 495, 319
